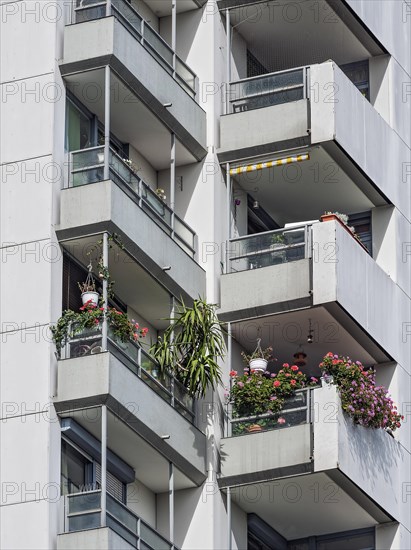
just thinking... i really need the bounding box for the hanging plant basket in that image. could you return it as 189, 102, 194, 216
249, 358, 268, 372
241, 338, 273, 373
78, 263, 99, 307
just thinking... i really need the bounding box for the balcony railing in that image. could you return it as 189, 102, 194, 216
69, 146, 197, 258
229, 66, 309, 113
62, 326, 195, 423
226, 388, 312, 437
65, 490, 178, 549
227, 224, 311, 273
72, 0, 197, 98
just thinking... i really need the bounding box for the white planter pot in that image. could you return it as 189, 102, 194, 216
81, 291, 99, 307
249, 358, 268, 372
321, 375, 334, 387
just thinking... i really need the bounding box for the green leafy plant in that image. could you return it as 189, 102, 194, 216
51, 301, 148, 355
150, 299, 225, 397
229, 363, 308, 419
319, 353, 403, 431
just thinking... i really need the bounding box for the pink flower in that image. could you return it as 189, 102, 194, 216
229, 370, 237, 377
291, 365, 299, 372
277, 417, 286, 424
290, 380, 296, 386
273, 380, 281, 387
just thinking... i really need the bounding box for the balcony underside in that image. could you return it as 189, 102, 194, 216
54, 352, 207, 488
56, 180, 206, 304
60, 18, 207, 164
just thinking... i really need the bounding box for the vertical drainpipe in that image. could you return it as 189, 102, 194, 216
102, 231, 109, 351
172, 0, 177, 78
225, 164, 231, 274
101, 404, 107, 527
227, 486, 232, 550
106, 0, 111, 17
170, 133, 176, 238
103, 66, 111, 181
225, 8, 231, 115
169, 461, 174, 546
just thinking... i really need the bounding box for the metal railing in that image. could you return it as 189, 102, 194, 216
226, 388, 312, 437
63, 326, 195, 424
65, 490, 178, 549
227, 224, 312, 273
70, 146, 197, 258
229, 65, 309, 113
72, 0, 197, 98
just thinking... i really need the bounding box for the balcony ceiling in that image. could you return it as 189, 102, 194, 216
61, 236, 171, 330
65, 70, 196, 170
142, 0, 205, 17
229, 0, 376, 75
228, 472, 378, 540
61, 408, 196, 493
232, 146, 375, 226
230, 306, 385, 379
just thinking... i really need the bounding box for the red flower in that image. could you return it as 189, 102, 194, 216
229, 370, 237, 377
290, 380, 296, 386
291, 365, 299, 371
273, 380, 281, 387
326, 352, 334, 357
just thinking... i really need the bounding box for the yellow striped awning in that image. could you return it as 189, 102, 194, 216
229, 153, 310, 176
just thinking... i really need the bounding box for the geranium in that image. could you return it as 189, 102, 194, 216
319, 353, 402, 431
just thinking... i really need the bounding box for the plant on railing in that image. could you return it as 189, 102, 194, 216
51, 301, 148, 355
321, 211, 355, 234
319, 353, 403, 431
229, 364, 309, 419
150, 299, 225, 397
155, 188, 167, 201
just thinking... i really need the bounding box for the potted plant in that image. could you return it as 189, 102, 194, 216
78, 263, 99, 307
319, 353, 403, 431
150, 299, 225, 397
241, 339, 273, 372
51, 300, 148, 356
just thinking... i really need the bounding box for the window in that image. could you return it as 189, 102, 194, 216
340, 60, 370, 101
348, 211, 372, 255
65, 97, 96, 152
61, 439, 94, 495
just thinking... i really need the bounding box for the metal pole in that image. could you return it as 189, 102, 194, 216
225, 8, 231, 115
102, 232, 109, 351
225, 163, 231, 273
170, 295, 175, 407
106, 0, 111, 17
101, 405, 107, 527
227, 322, 232, 437
170, 133, 176, 236
104, 66, 111, 181
227, 486, 232, 550
169, 462, 174, 545
171, 0, 177, 77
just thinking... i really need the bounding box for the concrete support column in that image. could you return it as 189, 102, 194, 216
101, 404, 108, 526
103, 66, 111, 181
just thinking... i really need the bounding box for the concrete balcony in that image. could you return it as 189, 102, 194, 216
61, 7, 206, 162
219, 385, 402, 540
56, 153, 206, 302
219, 219, 410, 370
54, 344, 207, 487
219, 62, 410, 220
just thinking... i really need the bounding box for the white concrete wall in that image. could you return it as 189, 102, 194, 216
126, 478, 156, 526
128, 145, 157, 190
0, 1, 64, 548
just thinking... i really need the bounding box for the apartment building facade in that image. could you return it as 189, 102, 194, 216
0, 0, 410, 549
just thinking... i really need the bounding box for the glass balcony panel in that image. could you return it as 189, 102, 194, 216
72, 147, 105, 170
68, 512, 101, 531
107, 515, 138, 547
174, 216, 195, 252
141, 521, 172, 550
68, 491, 101, 514
175, 57, 196, 96
107, 494, 138, 533
141, 184, 172, 228
111, 0, 142, 38
109, 151, 140, 193
229, 228, 306, 272
75, 2, 106, 23
174, 380, 194, 411
144, 24, 173, 67
230, 69, 304, 112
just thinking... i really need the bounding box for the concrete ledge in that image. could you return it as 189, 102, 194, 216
57, 528, 133, 550
54, 352, 207, 486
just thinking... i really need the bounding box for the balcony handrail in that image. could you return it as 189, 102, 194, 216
66, 489, 178, 550
65, 326, 195, 421
229, 224, 311, 243
226, 387, 312, 437
230, 65, 309, 86
69, 147, 197, 257
73, 0, 197, 97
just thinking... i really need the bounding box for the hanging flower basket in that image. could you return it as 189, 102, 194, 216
78, 263, 99, 307
241, 338, 273, 373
